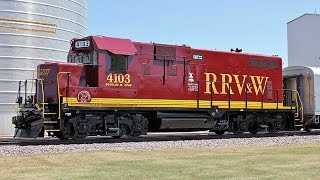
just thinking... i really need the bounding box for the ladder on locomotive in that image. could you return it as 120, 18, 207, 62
292, 90, 304, 128
40, 72, 73, 132
36, 79, 59, 132
284, 89, 304, 128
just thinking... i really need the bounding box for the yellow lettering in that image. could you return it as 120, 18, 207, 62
221, 74, 234, 95
39, 69, 50, 77
233, 74, 247, 95
106, 73, 132, 87
124, 74, 131, 84
204, 72, 269, 96
204, 73, 218, 94
246, 84, 253, 93
250, 76, 269, 95
106, 73, 113, 82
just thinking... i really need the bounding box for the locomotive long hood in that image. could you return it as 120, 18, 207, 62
93, 36, 137, 55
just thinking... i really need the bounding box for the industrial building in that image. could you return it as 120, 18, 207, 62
0, 0, 87, 136
288, 14, 320, 67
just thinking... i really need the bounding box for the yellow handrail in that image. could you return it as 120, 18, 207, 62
38, 79, 45, 118
12, 105, 19, 113
293, 89, 304, 122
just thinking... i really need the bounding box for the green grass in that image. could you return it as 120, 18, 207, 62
1, 143, 320, 180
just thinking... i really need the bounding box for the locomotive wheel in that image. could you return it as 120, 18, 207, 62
267, 123, 279, 133
71, 125, 87, 140
67, 122, 88, 140
55, 131, 69, 140
71, 134, 87, 140
232, 122, 243, 135
122, 125, 140, 138
248, 122, 259, 134
120, 115, 148, 138
214, 130, 225, 136
304, 125, 311, 132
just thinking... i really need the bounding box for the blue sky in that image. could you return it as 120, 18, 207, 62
88, 0, 320, 67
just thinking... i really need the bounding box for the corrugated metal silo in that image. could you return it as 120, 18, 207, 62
0, 0, 88, 136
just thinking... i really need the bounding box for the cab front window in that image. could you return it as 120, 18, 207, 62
68, 51, 98, 65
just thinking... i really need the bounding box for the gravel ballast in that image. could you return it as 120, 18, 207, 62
1, 135, 320, 156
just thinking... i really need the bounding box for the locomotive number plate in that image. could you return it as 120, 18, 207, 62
75, 40, 90, 48
106, 73, 132, 87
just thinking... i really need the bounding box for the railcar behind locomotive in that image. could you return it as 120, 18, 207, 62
12, 36, 307, 139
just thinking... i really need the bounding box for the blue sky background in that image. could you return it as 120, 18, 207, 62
88, 0, 320, 67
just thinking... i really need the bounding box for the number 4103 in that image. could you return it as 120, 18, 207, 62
106, 73, 131, 84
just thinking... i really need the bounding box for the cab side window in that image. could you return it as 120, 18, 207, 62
110, 54, 128, 71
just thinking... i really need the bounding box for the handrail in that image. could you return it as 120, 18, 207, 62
228, 82, 231, 109
57, 72, 71, 119
196, 80, 302, 111
196, 80, 268, 110
197, 81, 200, 109
194, 81, 303, 117
38, 79, 45, 118
276, 90, 278, 110
292, 89, 304, 122
210, 81, 213, 108
30, 70, 36, 96
23, 78, 44, 117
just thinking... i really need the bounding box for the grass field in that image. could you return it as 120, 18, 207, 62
1, 143, 320, 180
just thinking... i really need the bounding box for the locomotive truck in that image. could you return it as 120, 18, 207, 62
12, 35, 311, 139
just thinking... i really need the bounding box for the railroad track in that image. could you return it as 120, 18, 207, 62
1, 130, 320, 146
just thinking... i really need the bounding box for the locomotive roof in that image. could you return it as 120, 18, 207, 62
89, 35, 280, 59
92, 36, 137, 55
284, 66, 320, 76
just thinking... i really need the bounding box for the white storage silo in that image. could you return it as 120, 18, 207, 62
0, 0, 87, 136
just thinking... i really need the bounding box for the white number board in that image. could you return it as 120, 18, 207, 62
193, 54, 203, 60
75, 40, 90, 48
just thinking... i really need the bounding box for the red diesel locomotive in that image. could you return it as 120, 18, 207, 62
12, 36, 302, 139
